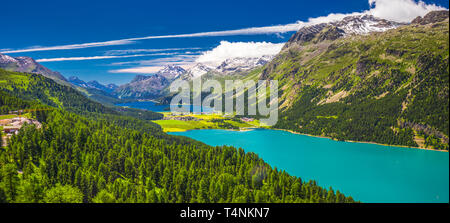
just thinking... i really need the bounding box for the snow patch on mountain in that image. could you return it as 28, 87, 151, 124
156, 65, 186, 80
69, 76, 118, 93
333, 14, 403, 35
0, 53, 67, 82
285, 14, 404, 49
184, 63, 214, 79
216, 55, 274, 74
0, 54, 18, 63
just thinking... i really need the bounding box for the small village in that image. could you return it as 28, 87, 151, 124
0, 114, 42, 147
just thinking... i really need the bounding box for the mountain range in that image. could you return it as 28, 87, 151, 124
68, 76, 118, 93
283, 14, 404, 49
1, 4, 449, 205
71, 14, 411, 100
264, 10, 449, 150
0, 14, 408, 101
113, 55, 276, 99
1, 10, 448, 150
0, 53, 67, 84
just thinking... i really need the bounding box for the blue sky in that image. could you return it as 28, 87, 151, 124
1, 0, 448, 85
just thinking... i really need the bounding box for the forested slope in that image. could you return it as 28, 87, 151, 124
0, 71, 354, 203
0, 69, 163, 122
262, 13, 449, 150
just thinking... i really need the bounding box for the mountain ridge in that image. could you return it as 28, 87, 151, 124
259, 10, 449, 150
284, 14, 404, 49
68, 76, 118, 93
0, 53, 67, 83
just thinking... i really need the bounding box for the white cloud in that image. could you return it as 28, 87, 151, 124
299, 0, 447, 24
104, 47, 202, 56
111, 54, 198, 66
366, 0, 446, 23
109, 66, 165, 74
195, 41, 284, 66
307, 12, 363, 24
110, 41, 285, 74
36, 54, 153, 62
3, 39, 134, 54
2, 24, 303, 54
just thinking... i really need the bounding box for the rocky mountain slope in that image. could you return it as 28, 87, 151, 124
284, 14, 404, 49
115, 74, 171, 99
114, 57, 274, 99
156, 65, 186, 80
216, 55, 273, 74
69, 76, 118, 93
258, 10, 449, 150
0, 53, 67, 83
183, 63, 213, 79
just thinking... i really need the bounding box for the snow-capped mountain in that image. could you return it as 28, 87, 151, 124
0, 53, 67, 82
216, 55, 274, 74
0, 54, 17, 63
156, 65, 186, 80
182, 55, 274, 79
115, 74, 170, 99
285, 14, 404, 48
115, 56, 276, 99
184, 63, 214, 79
68, 76, 118, 93
68, 76, 89, 88
87, 80, 118, 93
333, 15, 403, 35
113, 65, 185, 99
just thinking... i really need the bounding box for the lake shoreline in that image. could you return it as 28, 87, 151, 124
118, 102, 447, 152
168, 126, 448, 152
170, 128, 449, 203
272, 128, 448, 152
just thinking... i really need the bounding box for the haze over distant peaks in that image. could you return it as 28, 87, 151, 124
68, 76, 118, 93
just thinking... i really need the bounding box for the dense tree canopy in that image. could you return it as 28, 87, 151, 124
0, 107, 354, 203
0, 77, 354, 203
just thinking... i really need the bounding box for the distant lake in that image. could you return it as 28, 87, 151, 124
116, 101, 213, 113
170, 129, 449, 203
116, 101, 169, 112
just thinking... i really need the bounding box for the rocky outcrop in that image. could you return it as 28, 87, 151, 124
412, 10, 449, 25
284, 23, 328, 48
156, 65, 186, 80
115, 74, 170, 99
315, 26, 346, 42
399, 120, 449, 144
284, 14, 403, 49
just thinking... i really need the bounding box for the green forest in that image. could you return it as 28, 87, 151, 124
0, 69, 355, 203
267, 19, 449, 150
0, 12, 447, 204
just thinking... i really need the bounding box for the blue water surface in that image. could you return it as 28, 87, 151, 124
116, 101, 213, 113
170, 129, 449, 203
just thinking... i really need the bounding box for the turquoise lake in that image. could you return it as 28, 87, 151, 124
119, 101, 449, 203
170, 129, 449, 203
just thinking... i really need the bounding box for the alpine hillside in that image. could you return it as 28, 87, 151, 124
258, 10, 449, 150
